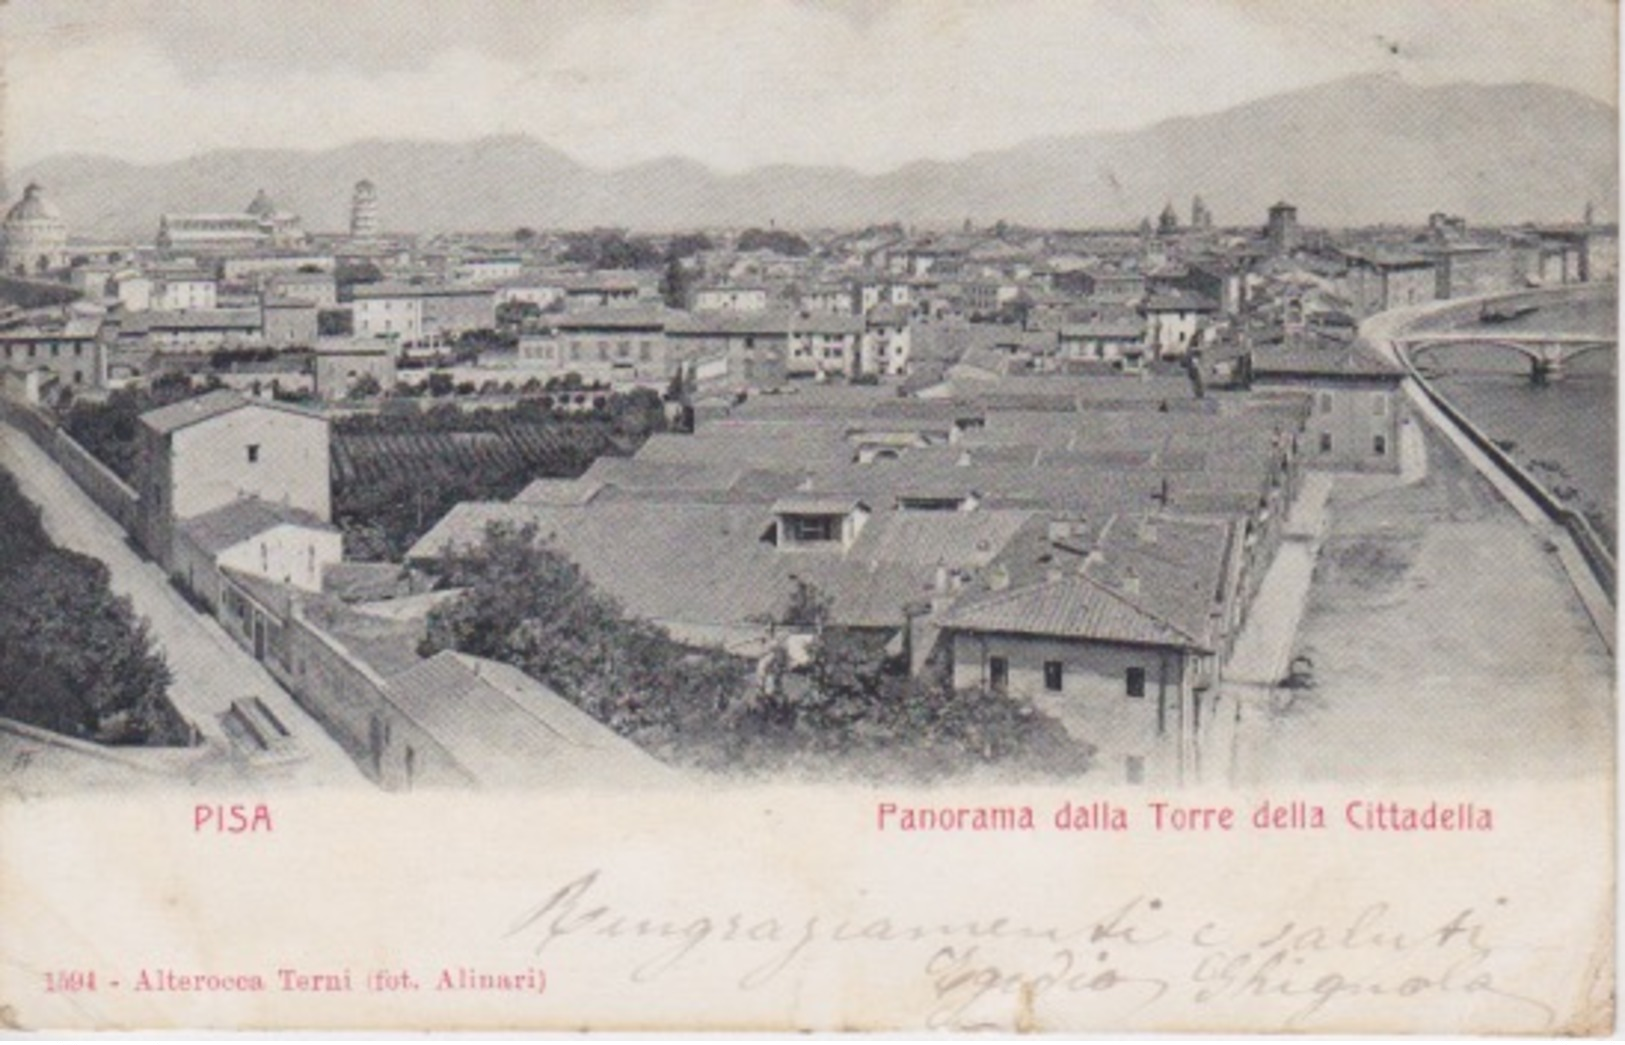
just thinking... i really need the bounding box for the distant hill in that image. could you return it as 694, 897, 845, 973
15, 74, 1617, 239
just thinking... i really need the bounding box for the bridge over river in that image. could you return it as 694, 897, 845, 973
1376, 284, 1616, 602
1398, 329, 1615, 384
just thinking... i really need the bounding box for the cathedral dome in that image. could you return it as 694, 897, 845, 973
2, 183, 69, 274
5, 183, 62, 224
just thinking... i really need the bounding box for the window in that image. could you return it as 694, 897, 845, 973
787, 515, 839, 542
1318, 432, 1333, 454
246, 444, 261, 463
1373, 434, 1387, 456
1318, 392, 1333, 414
1044, 660, 1064, 692
989, 656, 1009, 694
1126, 667, 1146, 698
1125, 755, 1146, 785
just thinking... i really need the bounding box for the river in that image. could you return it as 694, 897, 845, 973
1413, 289, 1617, 550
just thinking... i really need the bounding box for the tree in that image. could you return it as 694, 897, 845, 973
800, 627, 893, 740
497, 300, 543, 331
737, 228, 810, 257
779, 577, 832, 629
0, 472, 187, 746
347, 373, 383, 400
319, 308, 354, 336
421, 523, 751, 745
664, 232, 713, 260
659, 256, 690, 309
335, 259, 384, 287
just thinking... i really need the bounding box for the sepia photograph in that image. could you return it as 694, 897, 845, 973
0, 0, 1615, 1034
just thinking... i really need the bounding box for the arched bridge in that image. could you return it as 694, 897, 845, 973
1398, 332, 1616, 384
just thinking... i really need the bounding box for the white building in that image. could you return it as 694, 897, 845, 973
153, 269, 219, 311
1, 183, 69, 275
860, 305, 912, 376
1142, 291, 1218, 359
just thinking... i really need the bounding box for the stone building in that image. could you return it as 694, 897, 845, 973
1266, 201, 1299, 256
2, 183, 69, 275
135, 389, 331, 575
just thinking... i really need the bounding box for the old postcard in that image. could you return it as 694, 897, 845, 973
0, 0, 1616, 1035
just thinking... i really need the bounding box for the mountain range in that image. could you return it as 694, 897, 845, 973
13, 74, 1618, 239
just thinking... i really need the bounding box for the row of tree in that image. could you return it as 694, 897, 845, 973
60, 371, 212, 483
558, 230, 715, 272
331, 394, 666, 560
0, 469, 190, 746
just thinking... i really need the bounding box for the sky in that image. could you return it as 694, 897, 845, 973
3, 0, 1617, 174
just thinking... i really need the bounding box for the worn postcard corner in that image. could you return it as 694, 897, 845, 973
0, 0, 1617, 1036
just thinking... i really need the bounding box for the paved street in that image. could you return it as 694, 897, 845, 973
1201, 473, 1331, 785
0, 423, 366, 788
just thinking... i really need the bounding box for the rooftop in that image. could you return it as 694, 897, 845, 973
938, 571, 1207, 650
384, 651, 675, 788
351, 281, 495, 300
1250, 337, 1402, 380
139, 389, 323, 434
177, 496, 335, 555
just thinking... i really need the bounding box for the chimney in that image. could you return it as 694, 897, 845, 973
1140, 517, 1158, 544
1122, 568, 1141, 595
933, 560, 950, 592
986, 563, 1011, 591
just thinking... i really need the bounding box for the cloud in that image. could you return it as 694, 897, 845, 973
5, 0, 1615, 172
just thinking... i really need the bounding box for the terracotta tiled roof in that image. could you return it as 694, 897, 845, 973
939, 572, 1206, 650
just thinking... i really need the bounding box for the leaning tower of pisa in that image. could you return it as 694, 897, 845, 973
350, 179, 379, 239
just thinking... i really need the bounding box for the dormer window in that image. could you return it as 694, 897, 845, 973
246, 444, 261, 463
772, 496, 870, 552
